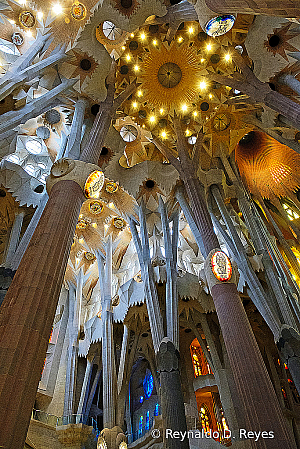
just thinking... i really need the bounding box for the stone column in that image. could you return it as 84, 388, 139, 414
0, 180, 85, 449
206, 253, 296, 449
4, 209, 25, 269
97, 239, 116, 429
65, 99, 89, 160
10, 193, 48, 271
117, 324, 129, 395
76, 358, 94, 423
56, 132, 69, 161
279, 74, 300, 96
157, 338, 189, 449
64, 281, 80, 421
85, 365, 102, 422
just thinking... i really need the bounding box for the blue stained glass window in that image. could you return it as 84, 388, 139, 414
154, 403, 159, 416
143, 372, 154, 399
140, 396, 144, 404
145, 410, 150, 431
139, 415, 143, 435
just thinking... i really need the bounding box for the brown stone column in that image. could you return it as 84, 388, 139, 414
211, 282, 296, 449
0, 179, 84, 449
205, 0, 300, 17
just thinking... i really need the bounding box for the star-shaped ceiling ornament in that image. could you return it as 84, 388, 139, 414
264, 22, 300, 62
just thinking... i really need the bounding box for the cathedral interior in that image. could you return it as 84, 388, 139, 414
1, 0, 300, 448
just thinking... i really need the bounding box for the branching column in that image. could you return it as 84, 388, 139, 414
152, 118, 297, 448
0, 64, 136, 448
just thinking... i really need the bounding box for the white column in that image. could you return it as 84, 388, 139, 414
65, 98, 89, 160
117, 324, 129, 394
4, 210, 25, 268
76, 358, 93, 422
10, 193, 48, 270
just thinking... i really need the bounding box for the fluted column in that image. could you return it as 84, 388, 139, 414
56, 132, 68, 161
211, 282, 296, 448
0, 180, 85, 449
11, 194, 48, 271
65, 99, 89, 160
4, 209, 25, 269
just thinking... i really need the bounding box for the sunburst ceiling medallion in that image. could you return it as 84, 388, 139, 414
116, 17, 252, 142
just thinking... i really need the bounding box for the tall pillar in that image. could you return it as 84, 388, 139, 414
76, 358, 93, 423
157, 338, 189, 449
10, 194, 48, 271
117, 324, 129, 395
0, 180, 85, 449
65, 99, 89, 160
152, 120, 296, 448
97, 239, 116, 430
64, 282, 78, 420
4, 209, 25, 269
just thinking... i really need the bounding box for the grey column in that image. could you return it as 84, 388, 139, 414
157, 338, 189, 449
65, 98, 89, 160
10, 193, 48, 270
4, 210, 25, 269
279, 74, 300, 96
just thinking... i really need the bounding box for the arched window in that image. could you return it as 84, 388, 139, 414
6, 154, 20, 164
138, 415, 143, 436
145, 411, 150, 431
154, 403, 159, 416
190, 340, 212, 377
143, 371, 154, 399
199, 404, 211, 433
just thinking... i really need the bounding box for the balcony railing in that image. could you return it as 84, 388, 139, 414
31, 410, 100, 437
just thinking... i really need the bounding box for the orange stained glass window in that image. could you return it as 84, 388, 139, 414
190, 339, 212, 377
200, 405, 211, 433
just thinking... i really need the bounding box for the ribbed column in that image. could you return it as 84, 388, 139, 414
0, 180, 84, 449
157, 338, 189, 449
4, 209, 25, 268
11, 194, 48, 271
212, 283, 296, 449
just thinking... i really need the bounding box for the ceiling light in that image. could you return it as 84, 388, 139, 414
181, 104, 188, 112
132, 101, 138, 108
224, 53, 231, 61
159, 108, 164, 114
140, 33, 146, 40
126, 54, 131, 61
137, 90, 143, 97
134, 65, 139, 71
178, 36, 183, 43
152, 39, 157, 45
188, 26, 194, 34
52, 3, 63, 14
199, 81, 207, 89
206, 43, 212, 51
161, 130, 167, 139
149, 115, 156, 123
